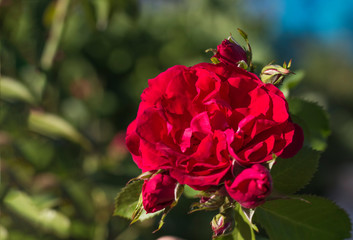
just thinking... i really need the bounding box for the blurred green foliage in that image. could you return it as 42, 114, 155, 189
1, 0, 352, 239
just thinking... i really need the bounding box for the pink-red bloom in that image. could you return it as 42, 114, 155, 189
126, 62, 303, 191
225, 164, 272, 208
142, 173, 177, 213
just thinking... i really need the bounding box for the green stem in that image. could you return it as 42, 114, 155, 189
40, 0, 71, 71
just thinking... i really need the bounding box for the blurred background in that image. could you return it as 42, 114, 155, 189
1, 0, 352, 239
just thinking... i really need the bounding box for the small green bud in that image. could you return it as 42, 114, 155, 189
260, 64, 293, 85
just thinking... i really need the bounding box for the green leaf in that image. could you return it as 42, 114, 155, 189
287, 98, 330, 151
114, 180, 143, 219
114, 180, 162, 222
271, 147, 320, 194
254, 195, 352, 240
0, 77, 36, 104
3, 189, 70, 238
28, 110, 91, 150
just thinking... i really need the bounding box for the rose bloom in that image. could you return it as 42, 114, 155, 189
225, 164, 272, 208
213, 39, 248, 66
142, 173, 178, 213
126, 62, 303, 190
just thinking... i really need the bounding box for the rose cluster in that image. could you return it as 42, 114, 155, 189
126, 37, 304, 214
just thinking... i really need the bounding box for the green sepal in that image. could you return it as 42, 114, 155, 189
127, 169, 164, 184
237, 60, 248, 70
237, 28, 249, 42
266, 153, 277, 170
130, 193, 144, 224
211, 57, 221, 64
237, 28, 253, 71
189, 191, 225, 213
206, 48, 217, 54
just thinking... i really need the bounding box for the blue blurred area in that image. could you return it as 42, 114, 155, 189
280, 0, 353, 39
245, 0, 353, 44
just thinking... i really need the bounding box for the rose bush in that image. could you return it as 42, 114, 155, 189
225, 164, 272, 208
126, 62, 303, 192
115, 33, 351, 240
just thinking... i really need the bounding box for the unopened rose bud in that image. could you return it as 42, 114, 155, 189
211, 212, 234, 238
213, 38, 248, 67
260, 64, 292, 85
225, 164, 272, 209
142, 172, 178, 213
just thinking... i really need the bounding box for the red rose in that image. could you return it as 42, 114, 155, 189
142, 173, 178, 213
225, 164, 272, 208
126, 62, 303, 190
213, 39, 248, 66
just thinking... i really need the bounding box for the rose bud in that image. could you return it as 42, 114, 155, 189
213, 38, 248, 67
225, 164, 272, 209
142, 172, 178, 213
260, 64, 292, 85
211, 212, 234, 238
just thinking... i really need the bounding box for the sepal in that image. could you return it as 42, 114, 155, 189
130, 193, 144, 224
127, 169, 164, 184
189, 190, 226, 213
237, 28, 253, 71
